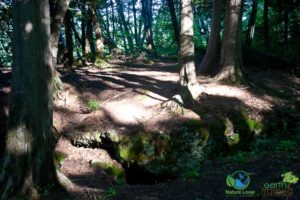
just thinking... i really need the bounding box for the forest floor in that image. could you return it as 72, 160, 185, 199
0, 57, 299, 200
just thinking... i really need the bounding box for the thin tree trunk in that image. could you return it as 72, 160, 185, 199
283, 8, 289, 43
81, 1, 87, 57
116, 0, 134, 52
141, 0, 155, 50
214, 0, 244, 84
178, 0, 202, 100
105, 1, 110, 39
263, 0, 269, 47
198, 0, 222, 73
246, 0, 258, 46
133, 0, 139, 47
111, 0, 115, 42
0, 0, 59, 198
64, 9, 73, 69
50, 0, 70, 98
167, 0, 180, 47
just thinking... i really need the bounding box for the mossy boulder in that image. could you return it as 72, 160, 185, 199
115, 122, 212, 176
67, 130, 103, 147
90, 159, 125, 182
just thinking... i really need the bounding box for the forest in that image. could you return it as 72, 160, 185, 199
0, 0, 299, 199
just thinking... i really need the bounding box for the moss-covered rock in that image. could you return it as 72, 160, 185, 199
115, 121, 212, 176
67, 130, 103, 147
54, 151, 67, 169
90, 159, 125, 182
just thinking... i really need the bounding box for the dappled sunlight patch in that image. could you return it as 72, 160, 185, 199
202, 83, 274, 111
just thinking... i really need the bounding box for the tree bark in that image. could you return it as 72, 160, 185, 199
283, 7, 289, 43
246, 0, 258, 46
263, 0, 269, 47
178, 0, 202, 100
167, 0, 180, 47
111, 0, 115, 42
81, 0, 87, 56
133, 0, 139, 47
198, 0, 222, 73
64, 9, 73, 69
86, 8, 96, 58
89, 3, 105, 66
0, 0, 59, 198
214, 0, 244, 84
50, 0, 70, 98
116, 0, 134, 52
141, 0, 155, 50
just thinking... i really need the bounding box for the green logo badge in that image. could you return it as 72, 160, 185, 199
226, 171, 250, 190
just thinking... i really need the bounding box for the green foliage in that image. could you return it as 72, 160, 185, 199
100, 187, 118, 200
281, 171, 299, 184
180, 167, 200, 180
87, 99, 101, 112
223, 150, 261, 163
276, 140, 298, 151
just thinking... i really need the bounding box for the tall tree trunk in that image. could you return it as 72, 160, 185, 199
81, 1, 87, 57
86, 8, 96, 59
0, 0, 59, 198
50, 0, 70, 98
214, 0, 244, 84
178, 0, 202, 100
283, 7, 289, 43
105, 1, 110, 39
64, 9, 73, 69
141, 0, 155, 50
246, 0, 258, 46
263, 0, 269, 47
90, 5, 105, 66
198, 0, 222, 73
133, 0, 139, 47
167, 0, 180, 47
116, 0, 134, 52
111, 0, 115, 42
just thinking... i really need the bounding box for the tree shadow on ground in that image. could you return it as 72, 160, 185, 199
61, 68, 177, 100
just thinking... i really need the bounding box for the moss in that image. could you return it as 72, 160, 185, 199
90, 160, 125, 182
54, 151, 67, 168
246, 118, 263, 134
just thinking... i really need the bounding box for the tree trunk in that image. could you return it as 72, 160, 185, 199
90, 5, 105, 66
0, 0, 59, 198
246, 0, 258, 46
178, 0, 202, 100
81, 1, 87, 57
86, 8, 96, 59
141, 0, 155, 50
133, 0, 139, 47
214, 0, 244, 84
283, 8, 289, 43
64, 9, 73, 69
198, 0, 222, 74
116, 0, 134, 53
111, 0, 115, 42
50, 0, 70, 98
167, 0, 180, 47
263, 0, 269, 47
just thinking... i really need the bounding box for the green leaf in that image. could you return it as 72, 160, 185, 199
226, 175, 235, 187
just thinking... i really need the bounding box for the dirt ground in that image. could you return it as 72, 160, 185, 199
0, 58, 299, 200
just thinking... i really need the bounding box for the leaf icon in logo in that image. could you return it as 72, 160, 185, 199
226, 175, 235, 187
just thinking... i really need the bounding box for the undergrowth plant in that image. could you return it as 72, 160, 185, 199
87, 99, 101, 112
